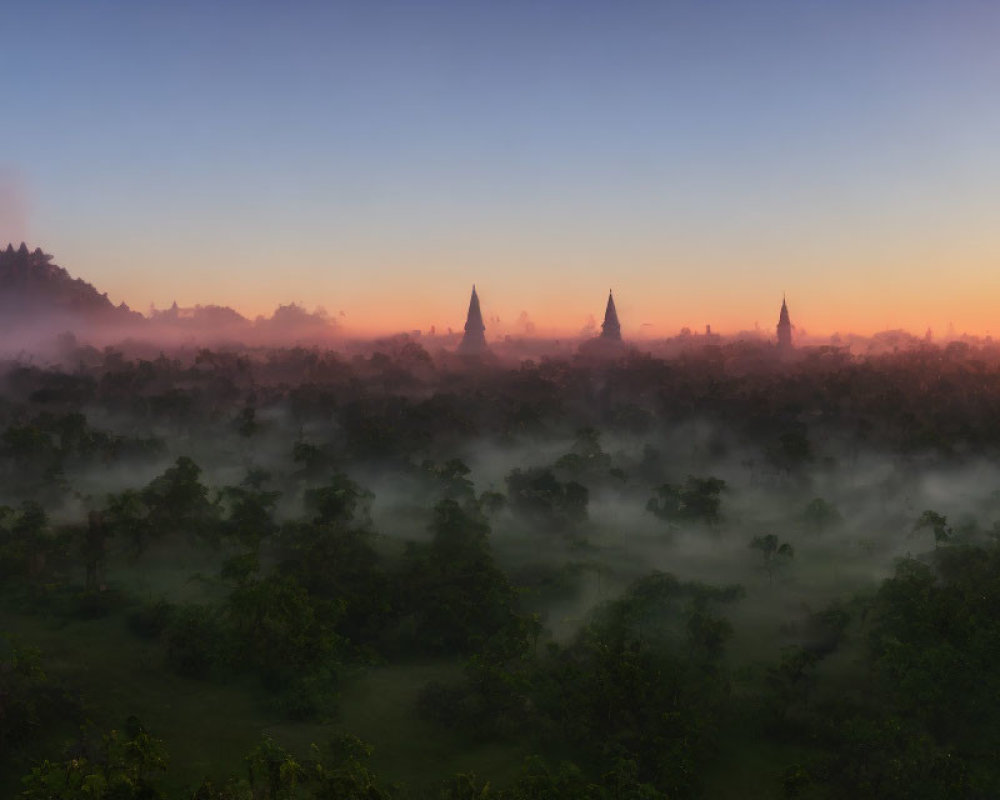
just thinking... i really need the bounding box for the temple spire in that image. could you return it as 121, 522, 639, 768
458, 285, 488, 354
777, 294, 792, 349
601, 290, 622, 341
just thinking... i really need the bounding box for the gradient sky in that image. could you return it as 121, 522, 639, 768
3, 1, 1000, 338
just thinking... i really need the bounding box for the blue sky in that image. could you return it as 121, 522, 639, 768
3, 1, 1000, 336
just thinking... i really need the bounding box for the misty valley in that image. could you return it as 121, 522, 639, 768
3, 338, 1000, 799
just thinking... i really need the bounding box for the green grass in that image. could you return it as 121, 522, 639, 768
0, 607, 276, 796
327, 661, 530, 793
705, 724, 822, 799
0, 605, 530, 797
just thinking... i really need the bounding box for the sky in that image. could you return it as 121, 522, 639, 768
3, 0, 1000, 338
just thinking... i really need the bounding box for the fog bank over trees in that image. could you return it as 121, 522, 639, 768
5, 292, 1000, 796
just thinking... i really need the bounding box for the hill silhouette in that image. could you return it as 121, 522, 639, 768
0, 244, 338, 345
0, 242, 143, 329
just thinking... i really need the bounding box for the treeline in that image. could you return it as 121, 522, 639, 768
7, 339, 1000, 462
5, 345, 1000, 796
7, 531, 1000, 797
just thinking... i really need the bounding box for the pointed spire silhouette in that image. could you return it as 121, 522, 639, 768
458, 285, 488, 354
777, 294, 792, 349
600, 290, 621, 341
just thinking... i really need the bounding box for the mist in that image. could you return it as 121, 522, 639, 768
6, 306, 1000, 797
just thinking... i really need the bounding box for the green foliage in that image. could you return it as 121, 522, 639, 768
127, 598, 176, 640
506, 756, 667, 799
227, 575, 344, 671
1, 424, 54, 467
292, 439, 337, 481
0, 501, 51, 580
12, 346, 1000, 795
801, 497, 842, 532
646, 476, 726, 525
397, 500, 522, 655
750, 534, 795, 583
269, 664, 340, 722
913, 509, 952, 548
164, 604, 230, 679
103, 490, 151, 558
276, 520, 388, 646
217, 567, 346, 719
763, 647, 823, 734
219, 481, 280, 547
420, 615, 541, 740
422, 458, 477, 502
766, 428, 813, 472
235, 406, 259, 438
80, 510, 110, 592
20, 723, 168, 800
305, 735, 398, 799
140, 456, 218, 542
0, 635, 75, 758
553, 428, 614, 481
791, 544, 1000, 797
242, 735, 303, 800
870, 549, 1000, 746
532, 572, 741, 796
478, 490, 506, 517
193, 734, 397, 800
71, 586, 127, 620
303, 473, 372, 526
505, 468, 588, 530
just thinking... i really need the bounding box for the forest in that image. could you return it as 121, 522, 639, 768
3, 335, 1000, 799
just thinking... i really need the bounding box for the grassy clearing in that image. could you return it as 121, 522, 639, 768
705, 726, 821, 799
0, 607, 278, 795
1, 606, 530, 797
328, 661, 530, 793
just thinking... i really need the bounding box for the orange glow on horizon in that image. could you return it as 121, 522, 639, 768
41, 230, 1000, 344
193, 300, 1000, 343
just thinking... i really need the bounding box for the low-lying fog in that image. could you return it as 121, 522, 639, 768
7, 335, 1000, 665
31, 396, 996, 651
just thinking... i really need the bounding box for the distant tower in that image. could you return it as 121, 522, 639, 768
777, 295, 792, 349
601, 290, 622, 341
457, 285, 488, 354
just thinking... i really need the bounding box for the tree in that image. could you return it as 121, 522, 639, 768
226, 574, 343, 675
141, 456, 217, 541
103, 489, 151, 558
914, 509, 951, 548
646, 476, 726, 525
532, 572, 741, 796
81, 510, 108, 591
276, 519, 387, 647
303, 473, 372, 527
194, 734, 397, 800
304, 735, 398, 799
766, 428, 813, 474
505, 468, 588, 530
0, 635, 69, 758
20, 723, 168, 800
165, 604, 229, 679
235, 405, 259, 438
219, 478, 280, 548
553, 427, 613, 480
802, 497, 842, 532
243, 735, 302, 800
503, 756, 667, 799
397, 500, 520, 654
750, 534, 794, 584
0, 500, 50, 580
419, 458, 477, 502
